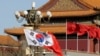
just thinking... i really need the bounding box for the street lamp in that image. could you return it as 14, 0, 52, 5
15, 2, 52, 56
15, 2, 52, 30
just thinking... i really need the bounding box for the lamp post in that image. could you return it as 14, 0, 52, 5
15, 2, 52, 56
15, 2, 52, 29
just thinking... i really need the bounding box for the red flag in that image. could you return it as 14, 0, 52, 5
88, 26, 97, 38
44, 32, 63, 56
66, 22, 77, 34
77, 24, 89, 36
96, 28, 100, 39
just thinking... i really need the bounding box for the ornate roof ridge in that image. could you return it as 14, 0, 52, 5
78, 0, 100, 10
78, 0, 94, 9
73, 0, 89, 9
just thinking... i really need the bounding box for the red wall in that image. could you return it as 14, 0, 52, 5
67, 39, 77, 50
78, 39, 87, 51
58, 39, 66, 49
58, 39, 98, 53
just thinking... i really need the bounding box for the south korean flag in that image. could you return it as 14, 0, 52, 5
24, 29, 53, 46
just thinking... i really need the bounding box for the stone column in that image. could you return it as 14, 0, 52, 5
19, 35, 27, 56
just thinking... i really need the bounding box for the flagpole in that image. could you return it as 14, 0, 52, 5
77, 33, 78, 52
97, 26, 100, 54
65, 20, 67, 55
87, 32, 90, 53
94, 25, 100, 54
97, 38, 99, 54
76, 22, 78, 52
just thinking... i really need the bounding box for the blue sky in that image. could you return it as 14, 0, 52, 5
0, 0, 48, 35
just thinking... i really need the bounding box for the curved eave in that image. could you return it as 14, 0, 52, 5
78, 0, 100, 10
0, 35, 20, 47
4, 28, 24, 35
19, 9, 98, 18
42, 10, 98, 18
4, 24, 66, 35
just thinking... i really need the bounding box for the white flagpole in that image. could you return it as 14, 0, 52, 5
65, 20, 67, 54
97, 26, 100, 54
77, 32, 78, 52
97, 38, 99, 54
93, 25, 100, 54
76, 22, 78, 52
87, 31, 90, 53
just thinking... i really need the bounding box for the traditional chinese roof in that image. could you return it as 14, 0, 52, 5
4, 23, 96, 35
37, 0, 100, 17
38, 0, 100, 11
42, 10, 97, 18
19, 0, 100, 18
0, 35, 20, 47
4, 24, 66, 35
5, 0, 100, 35
38, 0, 84, 11
78, 0, 100, 9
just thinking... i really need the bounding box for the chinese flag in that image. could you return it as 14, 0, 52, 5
96, 28, 100, 39
77, 24, 89, 36
88, 26, 97, 38
44, 32, 63, 56
66, 22, 77, 34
